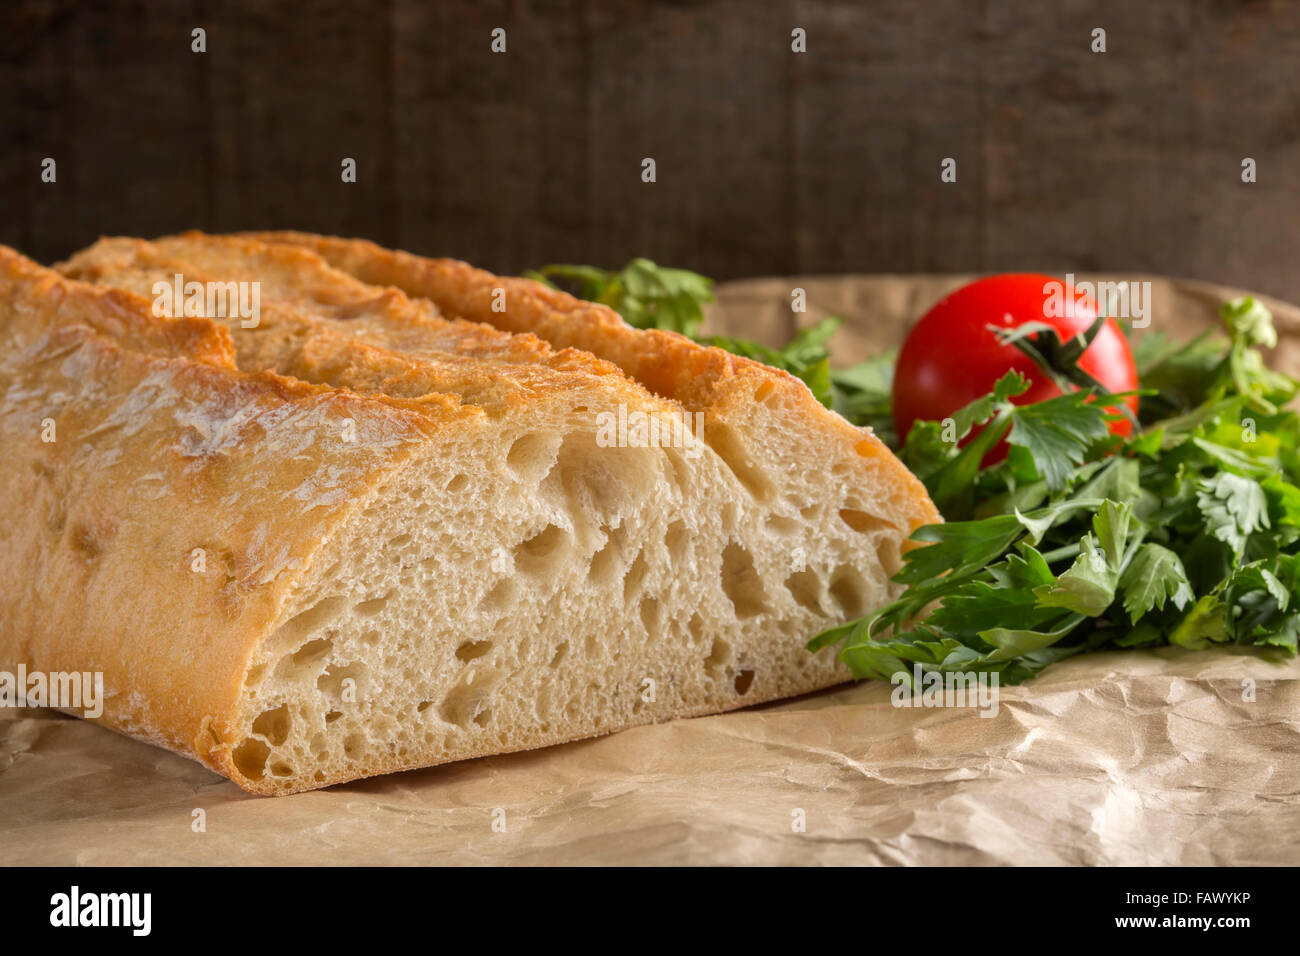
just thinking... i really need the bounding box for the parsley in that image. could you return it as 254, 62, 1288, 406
526, 259, 715, 336
1196, 473, 1270, 557
1118, 544, 1194, 623
812, 296, 1300, 685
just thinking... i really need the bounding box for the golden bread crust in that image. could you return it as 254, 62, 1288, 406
246, 230, 940, 533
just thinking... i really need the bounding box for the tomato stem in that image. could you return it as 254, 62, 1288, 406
989, 316, 1140, 429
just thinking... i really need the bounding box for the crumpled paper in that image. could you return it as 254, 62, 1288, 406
3, 274, 1298, 866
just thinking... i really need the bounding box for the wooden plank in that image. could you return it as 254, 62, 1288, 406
584, 0, 797, 315
389, 0, 591, 272
978, 3, 1202, 277
1183, 1, 1300, 303
788, 0, 987, 277
3, 0, 207, 264
204, 0, 396, 244
2, 0, 1300, 304
966, 1, 1300, 304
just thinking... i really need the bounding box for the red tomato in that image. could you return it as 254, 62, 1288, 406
891, 273, 1139, 465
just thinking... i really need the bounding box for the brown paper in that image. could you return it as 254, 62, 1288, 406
3, 274, 1299, 866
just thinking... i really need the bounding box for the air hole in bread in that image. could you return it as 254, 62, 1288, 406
267, 595, 346, 651
445, 474, 468, 493
754, 381, 776, 402
839, 508, 895, 534
704, 421, 775, 504
244, 662, 267, 686
417, 700, 434, 714
291, 637, 333, 669
325, 710, 342, 723
549, 641, 569, 667
623, 550, 650, 603
478, 579, 515, 612
546, 432, 657, 527
665, 519, 690, 564
233, 737, 270, 781
720, 543, 768, 618
706, 637, 732, 673
439, 670, 501, 727
734, 669, 755, 695
589, 525, 626, 586
455, 639, 493, 662
829, 565, 870, 618
506, 431, 562, 484
766, 514, 801, 536
784, 569, 824, 613
535, 683, 556, 720
252, 704, 292, 746
354, 595, 389, 616
687, 613, 705, 645
639, 595, 662, 637
344, 733, 364, 758
515, 524, 571, 576
388, 533, 412, 548
269, 760, 294, 778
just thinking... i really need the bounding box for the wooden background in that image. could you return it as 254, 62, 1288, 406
4, 0, 1299, 300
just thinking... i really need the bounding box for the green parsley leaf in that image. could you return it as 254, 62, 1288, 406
1222, 296, 1278, 348
1263, 474, 1300, 527
1169, 595, 1229, 650
1119, 543, 1195, 623
528, 259, 714, 336
1032, 502, 1133, 616
1196, 473, 1270, 556
1006, 389, 1114, 491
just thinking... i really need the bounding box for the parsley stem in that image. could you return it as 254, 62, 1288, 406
1039, 543, 1081, 564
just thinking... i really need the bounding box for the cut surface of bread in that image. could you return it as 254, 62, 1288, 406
0, 234, 938, 795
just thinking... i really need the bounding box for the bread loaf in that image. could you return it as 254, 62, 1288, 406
0, 234, 938, 794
